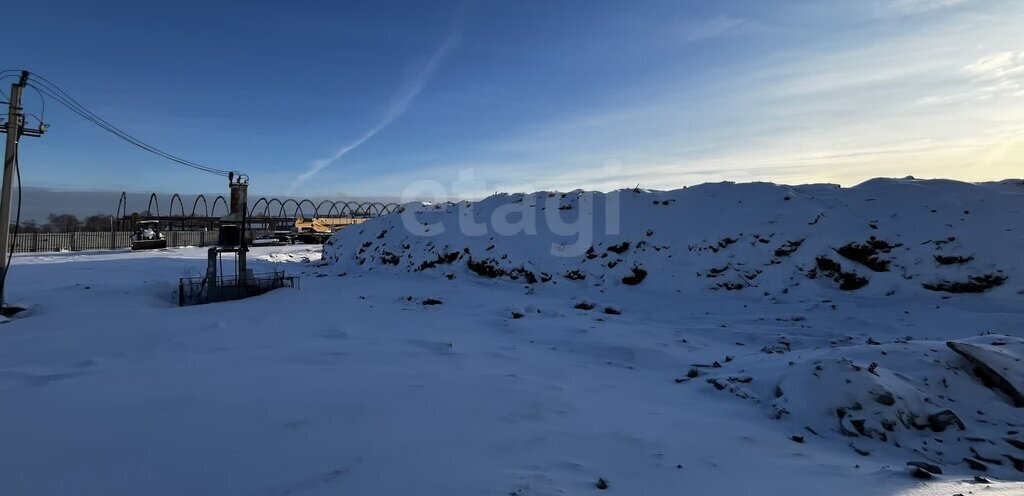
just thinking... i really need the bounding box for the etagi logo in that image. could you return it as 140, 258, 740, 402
399, 167, 622, 258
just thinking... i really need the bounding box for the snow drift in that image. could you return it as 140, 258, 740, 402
321, 177, 1024, 481
699, 334, 1024, 479
324, 178, 1024, 299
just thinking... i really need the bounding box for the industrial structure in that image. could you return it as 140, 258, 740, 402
115, 192, 401, 232
0, 69, 404, 310
178, 174, 299, 306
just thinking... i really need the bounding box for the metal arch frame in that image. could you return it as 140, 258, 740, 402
191, 194, 209, 217
266, 198, 284, 218
115, 193, 392, 233
315, 200, 334, 217
169, 194, 185, 217
211, 196, 229, 217
116, 192, 128, 218
297, 199, 317, 219
340, 201, 359, 216
116, 192, 129, 230
249, 197, 270, 218
281, 199, 302, 219
145, 192, 160, 218
169, 194, 186, 230
355, 201, 373, 217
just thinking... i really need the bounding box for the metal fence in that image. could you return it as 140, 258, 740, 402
179, 271, 298, 306
9, 230, 248, 253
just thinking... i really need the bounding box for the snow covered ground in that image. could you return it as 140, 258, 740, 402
1, 178, 1023, 495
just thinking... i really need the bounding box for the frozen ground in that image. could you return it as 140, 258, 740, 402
1, 178, 1023, 495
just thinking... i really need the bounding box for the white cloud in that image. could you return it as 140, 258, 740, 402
325, 1, 1024, 196
518, 5, 1024, 189
679, 17, 762, 42
886, 0, 976, 15
287, 27, 461, 194
918, 50, 1024, 104
963, 50, 1024, 80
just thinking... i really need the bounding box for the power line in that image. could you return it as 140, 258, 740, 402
27, 82, 231, 177
24, 72, 235, 177
26, 85, 44, 122
0, 75, 17, 101
0, 71, 26, 99
27, 76, 232, 177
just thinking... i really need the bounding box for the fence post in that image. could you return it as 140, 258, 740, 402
32, 232, 37, 252
71, 232, 77, 252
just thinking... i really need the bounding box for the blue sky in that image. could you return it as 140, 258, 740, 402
5, 0, 1023, 198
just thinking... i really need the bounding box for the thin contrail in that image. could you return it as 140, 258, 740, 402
288, 28, 461, 194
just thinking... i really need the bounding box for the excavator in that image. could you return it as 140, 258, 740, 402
291, 217, 366, 244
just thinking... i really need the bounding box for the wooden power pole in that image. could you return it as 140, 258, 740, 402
0, 71, 46, 313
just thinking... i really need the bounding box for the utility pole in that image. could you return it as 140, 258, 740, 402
0, 71, 46, 313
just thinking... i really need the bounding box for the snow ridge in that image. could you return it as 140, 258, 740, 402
324, 178, 1024, 299
322, 177, 1024, 480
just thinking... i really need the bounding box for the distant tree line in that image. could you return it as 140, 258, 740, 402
11, 212, 216, 233
15, 214, 116, 233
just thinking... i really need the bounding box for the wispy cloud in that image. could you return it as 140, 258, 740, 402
678, 16, 764, 42
449, 3, 1024, 192
964, 50, 1024, 81
306, 1, 1024, 197
917, 49, 1024, 105
287, 25, 461, 194
885, 0, 977, 15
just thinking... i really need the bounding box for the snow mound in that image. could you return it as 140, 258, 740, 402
699, 334, 1024, 478
323, 178, 1024, 298
318, 178, 1024, 480
253, 248, 322, 264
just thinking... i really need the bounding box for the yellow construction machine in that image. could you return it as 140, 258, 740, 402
291, 217, 366, 244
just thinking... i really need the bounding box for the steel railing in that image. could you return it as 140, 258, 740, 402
9, 230, 267, 253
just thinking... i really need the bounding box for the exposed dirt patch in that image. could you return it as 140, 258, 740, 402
834, 238, 900, 272
774, 239, 804, 257
923, 274, 1007, 293
606, 242, 630, 254
622, 266, 648, 286
467, 258, 505, 278
813, 257, 869, 290
379, 251, 400, 266
564, 270, 586, 281
716, 282, 745, 291
466, 258, 538, 284
417, 252, 460, 271
934, 254, 974, 265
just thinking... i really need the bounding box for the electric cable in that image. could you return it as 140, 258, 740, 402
27, 82, 230, 176
27, 74, 233, 177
